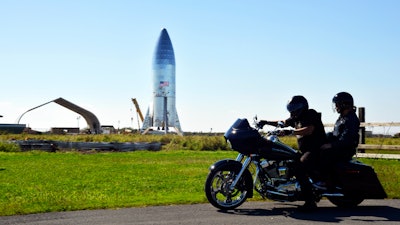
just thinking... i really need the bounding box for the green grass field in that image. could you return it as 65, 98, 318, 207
0, 150, 398, 216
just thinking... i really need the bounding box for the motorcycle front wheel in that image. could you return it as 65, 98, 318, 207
204, 164, 249, 210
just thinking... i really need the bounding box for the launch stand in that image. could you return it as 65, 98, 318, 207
142, 97, 183, 135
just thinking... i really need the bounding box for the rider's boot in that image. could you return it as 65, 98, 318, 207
298, 201, 317, 212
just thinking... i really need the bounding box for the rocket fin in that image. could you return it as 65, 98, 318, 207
173, 108, 182, 134
141, 106, 152, 131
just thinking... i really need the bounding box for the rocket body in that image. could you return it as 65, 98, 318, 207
142, 28, 182, 133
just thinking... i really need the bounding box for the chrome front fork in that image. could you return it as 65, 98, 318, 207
229, 154, 253, 191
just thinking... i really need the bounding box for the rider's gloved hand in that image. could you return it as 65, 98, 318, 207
278, 129, 294, 136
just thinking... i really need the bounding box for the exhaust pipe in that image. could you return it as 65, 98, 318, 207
322, 193, 344, 197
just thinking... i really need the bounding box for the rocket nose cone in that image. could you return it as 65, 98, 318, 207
154, 29, 175, 66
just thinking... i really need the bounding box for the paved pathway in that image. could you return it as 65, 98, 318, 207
1, 200, 400, 225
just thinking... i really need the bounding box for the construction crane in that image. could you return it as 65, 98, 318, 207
131, 98, 144, 123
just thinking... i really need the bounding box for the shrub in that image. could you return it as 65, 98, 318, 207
0, 141, 21, 152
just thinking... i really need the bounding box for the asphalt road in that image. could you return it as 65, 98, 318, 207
1, 200, 400, 225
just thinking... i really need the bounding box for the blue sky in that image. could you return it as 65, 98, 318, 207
1, 1, 399, 134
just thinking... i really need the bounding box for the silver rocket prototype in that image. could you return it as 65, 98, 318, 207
142, 28, 182, 134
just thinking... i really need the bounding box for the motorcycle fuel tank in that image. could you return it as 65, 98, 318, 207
261, 135, 300, 160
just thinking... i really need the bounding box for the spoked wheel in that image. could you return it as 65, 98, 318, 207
204, 164, 249, 210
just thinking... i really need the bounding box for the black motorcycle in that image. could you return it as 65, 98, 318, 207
204, 118, 387, 210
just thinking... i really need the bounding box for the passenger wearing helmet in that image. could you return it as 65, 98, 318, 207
319, 92, 360, 186
321, 92, 360, 161
257, 95, 326, 212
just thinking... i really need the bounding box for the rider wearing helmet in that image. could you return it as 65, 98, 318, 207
286, 95, 309, 118
284, 96, 326, 155
257, 95, 326, 211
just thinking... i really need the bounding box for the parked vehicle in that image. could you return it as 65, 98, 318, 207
204, 118, 387, 210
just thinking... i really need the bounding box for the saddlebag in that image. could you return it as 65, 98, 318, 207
335, 160, 387, 199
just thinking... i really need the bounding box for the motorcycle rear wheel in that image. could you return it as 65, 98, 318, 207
204, 164, 249, 210
327, 194, 364, 208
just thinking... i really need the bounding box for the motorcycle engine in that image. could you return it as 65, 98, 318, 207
261, 160, 290, 180
255, 160, 300, 200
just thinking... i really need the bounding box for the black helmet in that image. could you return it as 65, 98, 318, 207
286, 95, 309, 118
332, 92, 354, 113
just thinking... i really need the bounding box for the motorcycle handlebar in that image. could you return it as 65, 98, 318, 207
254, 117, 294, 136
267, 129, 294, 136
255, 120, 285, 128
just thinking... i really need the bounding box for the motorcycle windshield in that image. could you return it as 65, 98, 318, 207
224, 119, 251, 137
231, 118, 251, 130
224, 118, 262, 154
